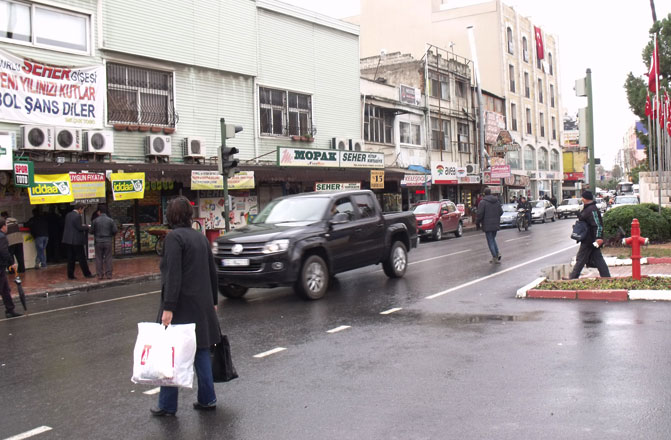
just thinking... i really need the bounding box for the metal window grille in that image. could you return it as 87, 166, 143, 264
107, 63, 176, 126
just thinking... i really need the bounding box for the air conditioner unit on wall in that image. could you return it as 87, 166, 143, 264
145, 135, 172, 156
20, 126, 54, 151
183, 137, 205, 158
349, 139, 364, 152
331, 137, 348, 150
84, 131, 114, 154
466, 163, 479, 175
54, 127, 82, 152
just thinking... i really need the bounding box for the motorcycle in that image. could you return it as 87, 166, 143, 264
516, 208, 529, 231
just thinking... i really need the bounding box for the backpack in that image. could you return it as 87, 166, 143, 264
570, 220, 589, 242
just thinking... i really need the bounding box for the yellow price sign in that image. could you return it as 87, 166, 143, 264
370, 170, 385, 189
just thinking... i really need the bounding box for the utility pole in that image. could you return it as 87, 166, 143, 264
585, 69, 596, 192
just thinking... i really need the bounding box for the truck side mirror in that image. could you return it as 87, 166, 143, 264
329, 212, 349, 225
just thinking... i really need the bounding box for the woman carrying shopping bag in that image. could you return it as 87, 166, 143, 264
151, 196, 221, 417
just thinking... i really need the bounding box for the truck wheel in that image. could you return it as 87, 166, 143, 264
295, 255, 329, 300
454, 221, 463, 237
433, 224, 443, 241
383, 241, 407, 278
219, 284, 248, 299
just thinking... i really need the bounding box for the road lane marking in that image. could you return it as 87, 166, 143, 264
326, 325, 351, 334
380, 308, 402, 315
408, 249, 470, 266
505, 237, 530, 242
4, 426, 52, 440
143, 387, 161, 395
0, 291, 161, 322
425, 244, 578, 300
254, 347, 286, 358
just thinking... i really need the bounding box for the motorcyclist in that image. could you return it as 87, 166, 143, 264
516, 196, 532, 227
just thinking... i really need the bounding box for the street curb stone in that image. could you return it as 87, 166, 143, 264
39, 274, 160, 298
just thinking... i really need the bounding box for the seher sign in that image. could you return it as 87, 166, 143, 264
277, 147, 384, 169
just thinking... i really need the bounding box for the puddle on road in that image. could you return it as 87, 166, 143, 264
400, 310, 543, 327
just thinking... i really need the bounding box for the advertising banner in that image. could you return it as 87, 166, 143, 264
28, 173, 74, 205
277, 147, 384, 169
315, 182, 361, 191
228, 171, 255, 189
491, 165, 511, 179
0, 48, 105, 127
430, 161, 459, 184
110, 172, 145, 201
370, 170, 384, 189
70, 173, 106, 203
0, 131, 12, 171
484, 112, 506, 144
400, 174, 431, 187
191, 171, 255, 190
13, 160, 33, 187
483, 171, 501, 185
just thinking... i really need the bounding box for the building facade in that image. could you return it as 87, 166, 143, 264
618, 122, 647, 174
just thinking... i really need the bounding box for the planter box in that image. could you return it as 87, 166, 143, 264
527, 289, 577, 300
576, 290, 628, 301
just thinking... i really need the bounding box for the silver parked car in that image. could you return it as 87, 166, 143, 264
611, 195, 640, 209
531, 200, 556, 223
595, 197, 607, 213
499, 203, 518, 228
557, 198, 583, 219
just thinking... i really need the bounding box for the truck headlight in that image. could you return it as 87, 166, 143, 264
262, 239, 290, 254
421, 219, 434, 225
211, 241, 218, 255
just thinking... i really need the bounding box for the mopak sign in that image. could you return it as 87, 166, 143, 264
110, 172, 145, 201
28, 173, 74, 205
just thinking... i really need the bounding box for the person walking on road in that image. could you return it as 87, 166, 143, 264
62, 203, 94, 280
26, 208, 49, 269
0, 219, 20, 318
151, 196, 220, 417
1, 212, 25, 273
568, 191, 611, 279
91, 205, 117, 280
476, 187, 504, 264
550, 194, 558, 209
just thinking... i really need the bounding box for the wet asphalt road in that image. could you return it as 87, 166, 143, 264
2, 219, 671, 439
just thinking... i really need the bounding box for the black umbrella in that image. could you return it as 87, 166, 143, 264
13, 273, 26, 311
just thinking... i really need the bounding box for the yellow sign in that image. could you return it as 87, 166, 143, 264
110, 172, 145, 201
191, 171, 255, 190
370, 170, 385, 189
228, 171, 255, 190
29, 174, 74, 205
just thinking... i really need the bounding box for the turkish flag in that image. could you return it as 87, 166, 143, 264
648, 40, 659, 93
645, 95, 652, 117
667, 119, 671, 137
534, 26, 544, 60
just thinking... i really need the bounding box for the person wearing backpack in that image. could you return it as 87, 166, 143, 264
568, 191, 610, 279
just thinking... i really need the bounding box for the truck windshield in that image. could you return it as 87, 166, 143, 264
253, 197, 331, 224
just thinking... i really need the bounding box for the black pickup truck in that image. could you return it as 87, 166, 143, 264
212, 190, 418, 300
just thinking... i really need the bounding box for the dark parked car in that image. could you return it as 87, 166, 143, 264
413, 200, 463, 240
213, 190, 418, 300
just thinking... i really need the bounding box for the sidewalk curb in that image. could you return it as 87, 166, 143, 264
36, 273, 160, 299
516, 277, 546, 298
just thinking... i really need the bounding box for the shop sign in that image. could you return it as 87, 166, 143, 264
483, 171, 501, 185
228, 171, 255, 190
277, 147, 384, 169
401, 174, 431, 187
456, 167, 467, 178
430, 161, 458, 184
491, 165, 511, 179
563, 172, 584, 181
484, 112, 506, 144
0, 131, 12, 171
13, 160, 33, 188
110, 172, 145, 201
70, 172, 105, 203
490, 130, 521, 154
504, 174, 531, 187
0, 48, 105, 127
458, 175, 481, 184
314, 182, 361, 192
399, 85, 421, 106
370, 170, 384, 189
28, 173, 74, 205
191, 170, 223, 190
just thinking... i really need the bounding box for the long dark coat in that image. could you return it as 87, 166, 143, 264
158, 226, 220, 349
62, 210, 88, 245
476, 195, 503, 232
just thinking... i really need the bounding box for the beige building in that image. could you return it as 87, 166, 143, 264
351, 0, 564, 199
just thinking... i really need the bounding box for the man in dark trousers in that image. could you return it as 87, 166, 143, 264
26, 208, 49, 269
476, 187, 504, 264
91, 205, 118, 279
1, 212, 25, 273
62, 203, 94, 280
569, 190, 611, 279
0, 218, 21, 318
550, 194, 558, 208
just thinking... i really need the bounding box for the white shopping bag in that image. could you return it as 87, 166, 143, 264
131, 322, 197, 388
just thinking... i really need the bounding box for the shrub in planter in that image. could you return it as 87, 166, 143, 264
603, 204, 671, 242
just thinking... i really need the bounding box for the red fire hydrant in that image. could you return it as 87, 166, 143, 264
623, 218, 649, 280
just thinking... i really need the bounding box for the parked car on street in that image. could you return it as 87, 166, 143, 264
530, 199, 556, 223
557, 198, 583, 219
611, 195, 640, 209
499, 203, 518, 228
595, 197, 607, 213
413, 200, 463, 240
212, 190, 418, 300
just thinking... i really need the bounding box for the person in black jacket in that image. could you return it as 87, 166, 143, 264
569, 191, 611, 279
517, 196, 532, 227
26, 208, 49, 269
151, 196, 220, 417
62, 203, 93, 280
91, 205, 118, 279
476, 188, 504, 264
0, 219, 20, 318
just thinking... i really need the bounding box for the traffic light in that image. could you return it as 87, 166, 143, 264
225, 124, 243, 139
219, 145, 239, 177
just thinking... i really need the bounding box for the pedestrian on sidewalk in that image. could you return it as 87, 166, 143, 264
91, 205, 118, 280
0, 218, 21, 318
1, 212, 25, 273
62, 203, 94, 280
26, 208, 49, 269
151, 196, 220, 417
476, 187, 503, 264
569, 191, 611, 279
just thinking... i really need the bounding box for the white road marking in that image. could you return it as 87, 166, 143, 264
0, 291, 161, 322
4, 426, 52, 440
380, 308, 402, 315
253, 347, 287, 358
425, 244, 578, 300
326, 325, 351, 334
408, 249, 470, 266
505, 237, 529, 242
143, 387, 161, 395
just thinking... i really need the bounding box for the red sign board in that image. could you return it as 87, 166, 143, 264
563, 172, 585, 181
491, 165, 511, 179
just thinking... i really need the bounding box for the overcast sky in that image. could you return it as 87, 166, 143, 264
281, 0, 670, 169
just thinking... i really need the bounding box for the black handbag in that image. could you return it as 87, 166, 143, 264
211, 333, 238, 382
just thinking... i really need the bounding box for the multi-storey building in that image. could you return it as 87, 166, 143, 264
351, 0, 564, 200
618, 122, 647, 174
